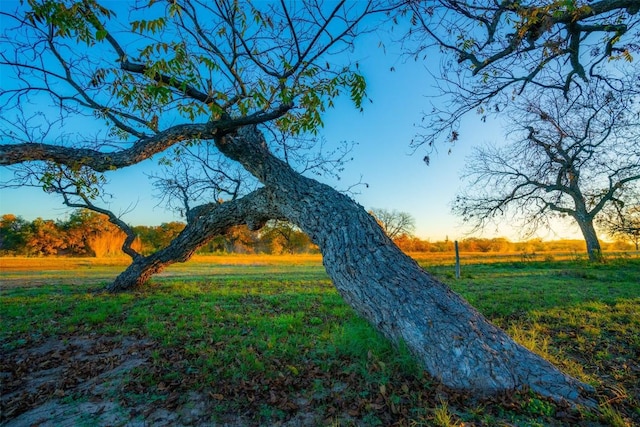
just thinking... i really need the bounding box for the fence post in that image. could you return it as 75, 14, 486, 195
455, 240, 461, 279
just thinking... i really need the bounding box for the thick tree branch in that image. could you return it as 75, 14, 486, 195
0, 122, 214, 171
108, 186, 284, 291
0, 103, 292, 171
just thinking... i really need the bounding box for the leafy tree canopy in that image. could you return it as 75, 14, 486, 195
0, 0, 378, 178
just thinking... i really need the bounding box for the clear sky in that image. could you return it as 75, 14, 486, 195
0, 3, 583, 242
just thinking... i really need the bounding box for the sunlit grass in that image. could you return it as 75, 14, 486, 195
0, 253, 323, 270
431, 399, 460, 427
1, 255, 638, 426
1, 248, 636, 272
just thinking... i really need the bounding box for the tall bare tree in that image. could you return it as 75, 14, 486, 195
370, 208, 416, 239
453, 81, 640, 260
2, 0, 638, 405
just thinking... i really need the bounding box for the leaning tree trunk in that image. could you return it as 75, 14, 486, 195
108, 125, 595, 405
212, 126, 595, 404
575, 214, 603, 262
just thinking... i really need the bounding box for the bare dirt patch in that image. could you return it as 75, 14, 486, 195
0, 335, 324, 426
1, 334, 153, 426
2, 335, 190, 426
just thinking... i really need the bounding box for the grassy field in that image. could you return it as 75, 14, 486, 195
1, 253, 639, 426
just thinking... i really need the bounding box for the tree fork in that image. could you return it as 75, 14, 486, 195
106, 188, 281, 292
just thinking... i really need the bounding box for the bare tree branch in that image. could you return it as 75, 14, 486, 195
404, 0, 639, 149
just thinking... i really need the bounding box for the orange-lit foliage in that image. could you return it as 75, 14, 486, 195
133, 222, 185, 254
87, 231, 142, 257
25, 218, 67, 256
1, 210, 141, 257
2, 211, 637, 257
65, 209, 141, 257
394, 236, 636, 256
393, 234, 432, 252
259, 221, 318, 254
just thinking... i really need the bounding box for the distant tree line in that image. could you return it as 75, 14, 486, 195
1, 209, 635, 257
0, 210, 139, 257
393, 236, 632, 254
0, 210, 318, 256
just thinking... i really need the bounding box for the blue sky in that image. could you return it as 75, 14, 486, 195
0, 3, 582, 242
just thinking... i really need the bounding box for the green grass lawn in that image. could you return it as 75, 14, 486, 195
1, 256, 638, 426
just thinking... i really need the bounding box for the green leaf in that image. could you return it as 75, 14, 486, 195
95, 29, 107, 41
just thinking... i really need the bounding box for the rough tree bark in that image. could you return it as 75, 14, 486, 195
109, 125, 595, 405
574, 213, 603, 262
107, 188, 281, 291
578, 220, 603, 261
